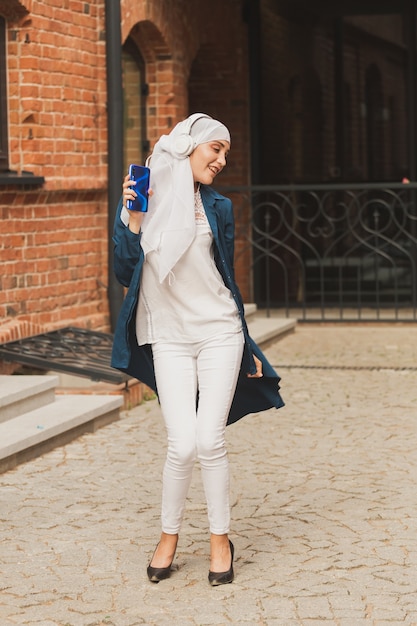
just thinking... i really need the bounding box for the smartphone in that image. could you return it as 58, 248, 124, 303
126, 164, 150, 212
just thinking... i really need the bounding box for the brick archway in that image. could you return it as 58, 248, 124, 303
121, 1, 201, 145
127, 20, 182, 146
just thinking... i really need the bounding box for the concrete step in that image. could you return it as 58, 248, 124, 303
0, 375, 58, 423
244, 303, 258, 319
244, 304, 297, 346
247, 315, 296, 348
0, 393, 123, 473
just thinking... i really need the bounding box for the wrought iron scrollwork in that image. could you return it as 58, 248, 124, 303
220, 183, 417, 321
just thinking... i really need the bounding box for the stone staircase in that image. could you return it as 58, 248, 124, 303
0, 308, 295, 474
0, 375, 123, 473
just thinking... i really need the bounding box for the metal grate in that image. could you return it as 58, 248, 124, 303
0, 326, 128, 384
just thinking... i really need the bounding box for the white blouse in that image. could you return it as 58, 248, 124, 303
136, 190, 242, 345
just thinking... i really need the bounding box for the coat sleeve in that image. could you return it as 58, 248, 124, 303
112, 197, 143, 288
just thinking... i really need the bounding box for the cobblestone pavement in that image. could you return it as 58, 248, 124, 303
1, 324, 417, 626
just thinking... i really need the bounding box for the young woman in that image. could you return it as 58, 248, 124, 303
111, 113, 284, 586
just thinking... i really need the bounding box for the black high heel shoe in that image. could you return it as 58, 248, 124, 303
208, 540, 234, 586
147, 544, 175, 583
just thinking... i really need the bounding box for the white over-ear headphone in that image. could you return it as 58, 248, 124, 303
173, 113, 212, 157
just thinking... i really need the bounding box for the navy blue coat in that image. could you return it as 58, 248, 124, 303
111, 184, 284, 425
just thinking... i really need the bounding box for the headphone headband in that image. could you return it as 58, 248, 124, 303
183, 113, 212, 135
173, 113, 212, 158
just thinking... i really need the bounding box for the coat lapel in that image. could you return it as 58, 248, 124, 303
201, 187, 219, 242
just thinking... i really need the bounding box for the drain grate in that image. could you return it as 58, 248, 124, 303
0, 326, 128, 384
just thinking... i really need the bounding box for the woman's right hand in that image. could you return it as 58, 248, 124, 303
122, 174, 143, 234
122, 174, 137, 210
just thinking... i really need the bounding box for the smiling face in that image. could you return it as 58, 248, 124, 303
189, 140, 230, 189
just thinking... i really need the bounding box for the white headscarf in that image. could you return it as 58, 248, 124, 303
140, 113, 231, 283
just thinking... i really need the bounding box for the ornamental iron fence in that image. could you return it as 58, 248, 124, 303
220, 182, 417, 322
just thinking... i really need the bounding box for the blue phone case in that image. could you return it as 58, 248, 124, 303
127, 164, 150, 212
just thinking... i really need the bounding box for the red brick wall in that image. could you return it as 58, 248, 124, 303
7, 0, 107, 187
1, 0, 108, 344
0, 188, 108, 326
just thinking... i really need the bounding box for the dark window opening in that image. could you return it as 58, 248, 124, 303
0, 13, 44, 186
122, 39, 148, 171
0, 15, 8, 171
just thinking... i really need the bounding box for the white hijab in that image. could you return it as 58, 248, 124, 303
140, 113, 231, 283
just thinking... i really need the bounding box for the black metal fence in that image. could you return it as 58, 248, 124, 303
220, 182, 417, 322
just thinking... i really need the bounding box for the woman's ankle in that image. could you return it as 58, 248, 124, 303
150, 533, 178, 568
210, 533, 229, 547
209, 533, 232, 571
160, 532, 179, 547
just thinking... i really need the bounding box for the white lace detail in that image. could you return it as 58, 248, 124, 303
194, 190, 207, 225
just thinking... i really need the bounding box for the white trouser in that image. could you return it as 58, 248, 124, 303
152, 332, 244, 535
